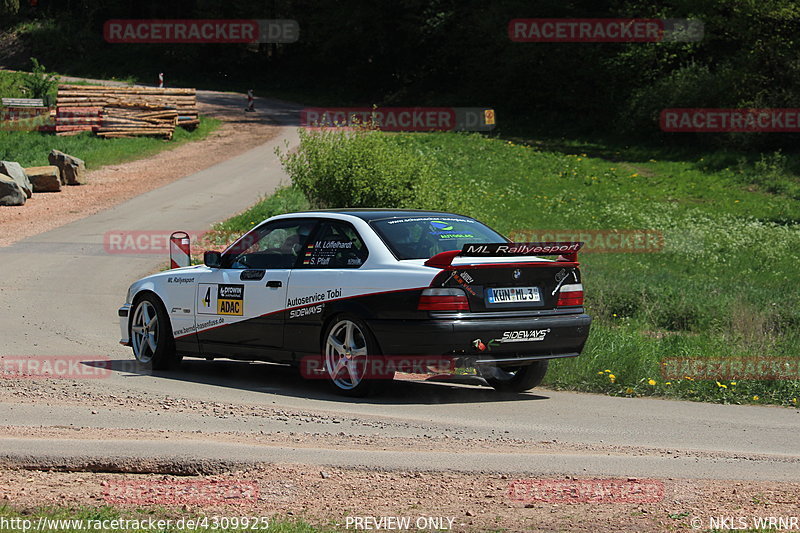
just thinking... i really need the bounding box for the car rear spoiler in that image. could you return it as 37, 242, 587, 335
424, 242, 584, 269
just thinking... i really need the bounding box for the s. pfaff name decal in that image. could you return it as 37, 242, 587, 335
498, 329, 551, 343
303, 240, 353, 266
289, 304, 324, 319
197, 284, 244, 316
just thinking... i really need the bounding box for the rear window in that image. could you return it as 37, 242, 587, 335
371, 216, 506, 260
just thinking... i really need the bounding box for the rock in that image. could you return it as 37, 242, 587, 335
48, 149, 85, 185
0, 173, 26, 206
24, 166, 61, 192
0, 161, 32, 198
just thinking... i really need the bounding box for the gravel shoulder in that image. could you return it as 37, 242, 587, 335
1, 464, 798, 532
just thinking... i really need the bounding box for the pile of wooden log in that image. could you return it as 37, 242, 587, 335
97, 104, 178, 140
55, 84, 198, 136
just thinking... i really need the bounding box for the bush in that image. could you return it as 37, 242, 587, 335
23, 57, 59, 105
278, 128, 436, 209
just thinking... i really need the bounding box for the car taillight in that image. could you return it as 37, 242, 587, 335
557, 283, 584, 307
418, 288, 470, 311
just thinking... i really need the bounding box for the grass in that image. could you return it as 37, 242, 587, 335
221, 129, 800, 407
0, 504, 336, 532
0, 118, 221, 169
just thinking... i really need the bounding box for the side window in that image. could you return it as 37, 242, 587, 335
300, 221, 368, 268
223, 220, 316, 269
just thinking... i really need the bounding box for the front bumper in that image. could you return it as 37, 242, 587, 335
366, 311, 592, 365
118, 304, 131, 346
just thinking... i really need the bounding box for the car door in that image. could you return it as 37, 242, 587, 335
196, 218, 317, 359
284, 219, 370, 356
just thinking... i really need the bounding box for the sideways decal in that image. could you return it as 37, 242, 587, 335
289, 303, 324, 319
497, 329, 551, 343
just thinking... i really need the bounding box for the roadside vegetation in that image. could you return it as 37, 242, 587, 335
0, 117, 221, 169
222, 129, 800, 407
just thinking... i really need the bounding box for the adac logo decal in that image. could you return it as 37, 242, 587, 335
217, 284, 244, 315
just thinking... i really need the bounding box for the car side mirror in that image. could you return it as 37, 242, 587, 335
204, 251, 222, 268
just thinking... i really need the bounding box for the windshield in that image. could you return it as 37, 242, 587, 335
371, 215, 506, 260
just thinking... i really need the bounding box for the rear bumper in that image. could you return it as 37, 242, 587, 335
366, 311, 591, 364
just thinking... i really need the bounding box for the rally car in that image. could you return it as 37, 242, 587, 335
119, 210, 591, 396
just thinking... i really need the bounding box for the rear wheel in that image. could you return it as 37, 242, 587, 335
480, 361, 549, 393
130, 294, 181, 370
322, 316, 392, 397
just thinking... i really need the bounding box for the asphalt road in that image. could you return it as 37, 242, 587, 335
0, 94, 798, 481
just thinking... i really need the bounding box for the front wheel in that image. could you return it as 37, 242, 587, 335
479, 361, 549, 393
322, 316, 392, 397
130, 294, 181, 370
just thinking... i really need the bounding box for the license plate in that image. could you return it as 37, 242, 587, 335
487, 286, 541, 304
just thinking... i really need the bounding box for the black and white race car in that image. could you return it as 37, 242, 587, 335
119, 210, 591, 396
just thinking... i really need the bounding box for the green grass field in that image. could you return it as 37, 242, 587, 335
0, 118, 221, 170
221, 129, 800, 407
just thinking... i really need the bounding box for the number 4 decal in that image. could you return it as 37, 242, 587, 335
197, 283, 218, 315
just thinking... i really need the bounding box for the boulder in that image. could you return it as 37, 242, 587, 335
25, 166, 62, 192
0, 173, 26, 206
47, 149, 85, 185
0, 161, 32, 198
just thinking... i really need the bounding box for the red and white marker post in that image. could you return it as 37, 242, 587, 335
169, 231, 191, 269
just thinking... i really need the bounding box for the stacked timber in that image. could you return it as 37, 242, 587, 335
97, 104, 178, 140
56, 85, 198, 129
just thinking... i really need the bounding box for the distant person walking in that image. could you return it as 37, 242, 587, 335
245, 89, 255, 112
158, 72, 164, 88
